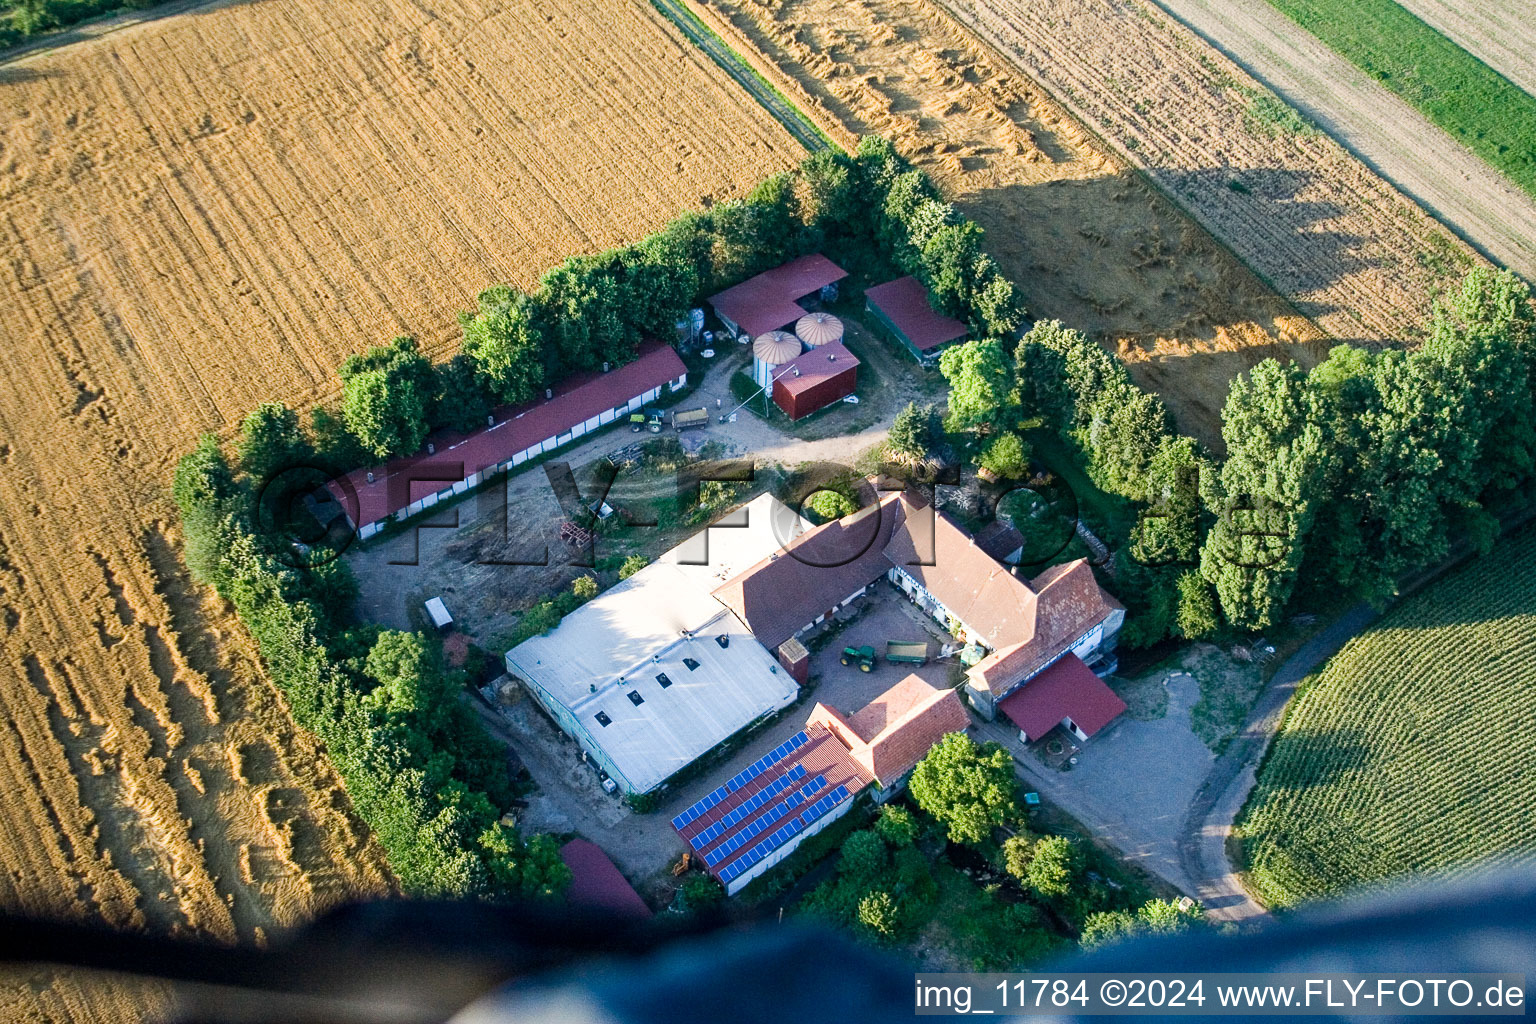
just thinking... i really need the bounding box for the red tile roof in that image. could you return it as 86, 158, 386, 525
707, 254, 848, 338
558, 839, 652, 919
997, 652, 1126, 740
809, 674, 971, 786
329, 341, 685, 529
883, 508, 1040, 649
865, 275, 967, 351
968, 560, 1123, 696
712, 490, 906, 649
770, 341, 860, 397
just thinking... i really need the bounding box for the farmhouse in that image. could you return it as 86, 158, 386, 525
770, 341, 860, 420
504, 494, 812, 797
864, 275, 967, 365
672, 675, 968, 895
330, 340, 687, 539
707, 253, 848, 338
718, 489, 1125, 728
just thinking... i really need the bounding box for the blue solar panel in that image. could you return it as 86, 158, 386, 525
798, 785, 851, 828
703, 789, 811, 866
724, 731, 810, 794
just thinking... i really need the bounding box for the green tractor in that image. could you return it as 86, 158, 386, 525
840, 644, 876, 672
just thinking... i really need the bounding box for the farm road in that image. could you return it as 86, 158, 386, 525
1145, 0, 1536, 281
1176, 604, 1380, 924
1390, 0, 1536, 99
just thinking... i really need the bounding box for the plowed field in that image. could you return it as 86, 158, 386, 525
693, 0, 1326, 445
942, 0, 1482, 345
0, 0, 804, 1015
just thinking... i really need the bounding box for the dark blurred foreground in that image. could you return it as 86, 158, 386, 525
1, 866, 1531, 1023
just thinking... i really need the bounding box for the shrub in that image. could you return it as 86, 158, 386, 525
874, 804, 919, 848
1023, 836, 1081, 900
978, 432, 1031, 479
839, 830, 890, 883
856, 890, 901, 938
805, 489, 858, 523
618, 554, 648, 579
572, 575, 599, 601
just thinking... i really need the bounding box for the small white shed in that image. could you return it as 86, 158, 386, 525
424, 597, 453, 631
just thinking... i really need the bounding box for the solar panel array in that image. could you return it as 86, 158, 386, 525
726, 732, 809, 793
688, 766, 809, 851
716, 782, 854, 885
670, 731, 809, 831
704, 787, 809, 866
799, 785, 851, 828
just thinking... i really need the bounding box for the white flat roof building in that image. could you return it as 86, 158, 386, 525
505, 493, 810, 795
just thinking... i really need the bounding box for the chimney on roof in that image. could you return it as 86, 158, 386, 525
487, 414, 496, 427
828, 353, 836, 361
603, 361, 610, 372
366, 471, 375, 484
427, 443, 436, 455
545, 388, 553, 400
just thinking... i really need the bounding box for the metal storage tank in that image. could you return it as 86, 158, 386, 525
795, 312, 843, 348
752, 331, 803, 388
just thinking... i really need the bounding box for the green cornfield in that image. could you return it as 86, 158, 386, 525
1237, 525, 1536, 909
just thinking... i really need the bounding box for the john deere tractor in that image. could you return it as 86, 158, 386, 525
839, 645, 875, 672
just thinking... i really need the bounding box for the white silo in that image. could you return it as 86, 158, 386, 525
795, 312, 843, 348
752, 331, 802, 388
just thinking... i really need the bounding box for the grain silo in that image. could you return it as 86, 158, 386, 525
752, 331, 803, 388
795, 312, 843, 348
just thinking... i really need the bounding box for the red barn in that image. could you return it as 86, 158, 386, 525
771, 341, 859, 420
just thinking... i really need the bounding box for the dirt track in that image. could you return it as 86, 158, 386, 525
0, 0, 805, 1017
1142, 0, 1536, 281
1390, 0, 1536, 99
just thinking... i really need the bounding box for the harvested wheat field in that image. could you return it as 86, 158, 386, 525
693, 0, 1326, 445
941, 0, 1482, 345
0, 0, 804, 1016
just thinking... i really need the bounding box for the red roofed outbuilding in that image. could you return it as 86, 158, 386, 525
996, 652, 1127, 743
865, 276, 967, 365
807, 673, 971, 793
771, 341, 860, 420
707, 254, 848, 339
558, 839, 652, 919
327, 341, 686, 537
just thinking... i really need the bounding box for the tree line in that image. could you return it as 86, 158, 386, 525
173, 436, 571, 900
925, 266, 1536, 642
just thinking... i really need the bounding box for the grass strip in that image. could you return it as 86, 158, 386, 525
1263, 0, 1536, 198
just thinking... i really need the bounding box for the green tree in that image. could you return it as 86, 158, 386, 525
874, 804, 919, 848
1130, 437, 1206, 567
459, 285, 546, 404
888, 401, 935, 462
908, 733, 1020, 845
433, 354, 494, 433
921, 220, 984, 320
940, 339, 1016, 435
480, 823, 572, 900
801, 149, 862, 236
340, 337, 436, 459
856, 889, 902, 938
618, 554, 649, 579
1175, 570, 1220, 639
237, 403, 311, 484
1199, 360, 1329, 630
1079, 909, 1138, 950
1136, 898, 1204, 934
970, 263, 1026, 339
978, 432, 1031, 479
1022, 835, 1080, 900
839, 830, 890, 883
1001, 832, 1035, 884
364, 630, 456, 732
172, 435, 241, 590
343, 367, 428, 459
676, 872, 725, 913
805, 489, 858, 523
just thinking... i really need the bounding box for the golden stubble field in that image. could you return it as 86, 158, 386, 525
692, 0, 1328, 446
0, 0, 804, 1016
